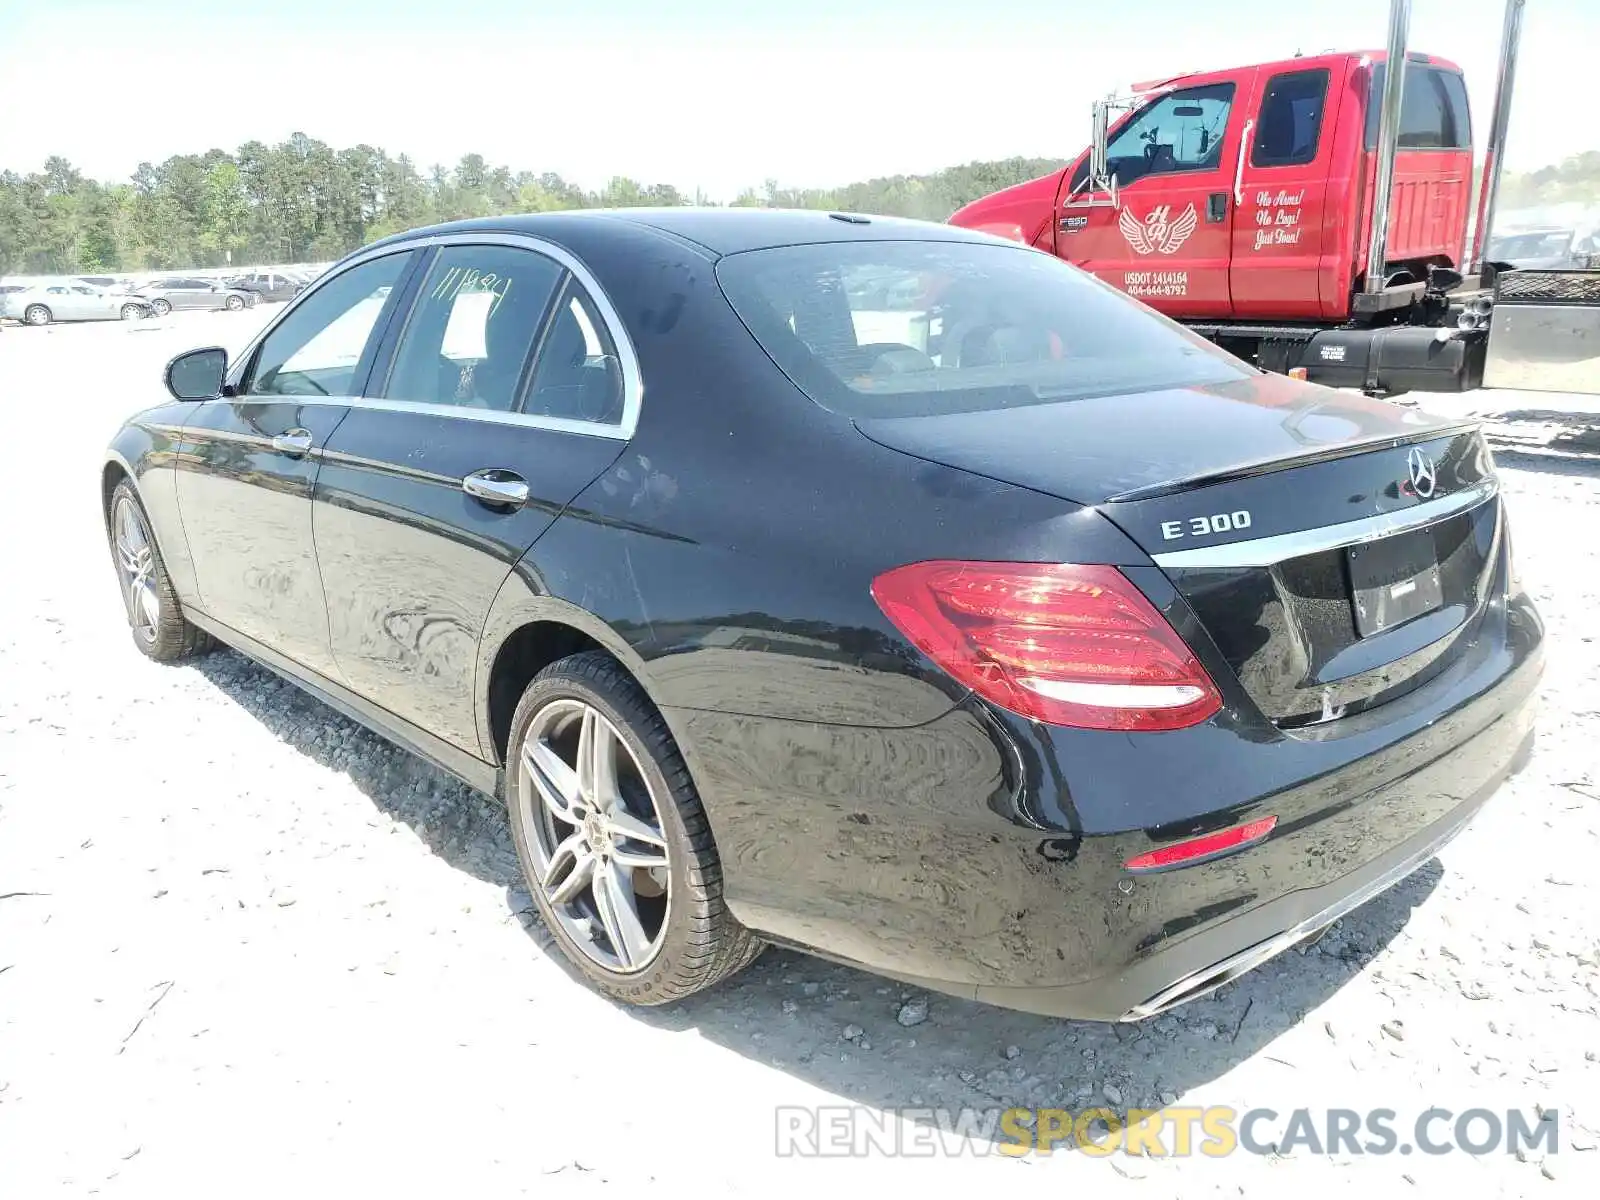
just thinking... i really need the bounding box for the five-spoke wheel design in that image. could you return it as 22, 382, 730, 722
113, 495, 159, 643
518, 698, 671, 972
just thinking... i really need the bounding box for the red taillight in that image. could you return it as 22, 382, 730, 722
870, 561, 1222, 732
1124, 815, 1278, 872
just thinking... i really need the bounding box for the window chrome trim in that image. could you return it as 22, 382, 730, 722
1149, 478, 1499, 570
227, 230, 643, 442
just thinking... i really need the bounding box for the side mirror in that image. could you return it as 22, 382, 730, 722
165, 346, 228, 401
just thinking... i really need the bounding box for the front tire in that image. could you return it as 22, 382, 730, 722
120, 303, 144, 321
150, 298, 171, 317
225, 294, 243, 311
23, 304, 50, 326
107, 481, 213, 662
506, 651, 763, 1005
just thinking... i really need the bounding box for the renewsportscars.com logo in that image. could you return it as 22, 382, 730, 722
775, 1104, 1561, 1158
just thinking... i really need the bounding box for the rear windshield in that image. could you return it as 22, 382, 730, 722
715, 240, 1251, 419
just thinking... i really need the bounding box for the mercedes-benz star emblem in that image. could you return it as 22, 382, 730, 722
1407, 448, 1438, 499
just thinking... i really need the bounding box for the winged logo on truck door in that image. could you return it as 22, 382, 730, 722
1119, 203, 1199, 255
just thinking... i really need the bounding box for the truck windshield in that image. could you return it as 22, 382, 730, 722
715, 240, 1252, 419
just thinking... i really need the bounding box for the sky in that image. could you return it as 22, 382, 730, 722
1, 0, 1593, 199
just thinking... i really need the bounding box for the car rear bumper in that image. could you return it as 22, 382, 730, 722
974, 716, 1534, 1021
671, 580, 1543, 1021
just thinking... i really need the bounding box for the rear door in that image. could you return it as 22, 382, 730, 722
312, 235, 634, 753
176, 249, 418, 676
1230, 64, 1338, 318
1058, 73, 1251, 318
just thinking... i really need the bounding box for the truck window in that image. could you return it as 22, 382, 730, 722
1252, 69, 1330, 167
1099, 83, 1236, 188
1364, 64, 1470, 150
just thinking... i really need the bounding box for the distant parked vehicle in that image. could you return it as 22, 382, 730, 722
134, 277, 258, 316
1486, 225, 1600, 270
0, 281, 153, 325
227, 271, 306, 303
76, 275, 137, 292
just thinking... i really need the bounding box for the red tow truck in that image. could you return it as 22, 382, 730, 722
950, 0, 1599, 395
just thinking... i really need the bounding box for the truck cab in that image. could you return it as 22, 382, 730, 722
951, 51, 1474, 326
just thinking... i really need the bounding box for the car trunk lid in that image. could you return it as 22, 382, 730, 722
854, 375, 1501, 725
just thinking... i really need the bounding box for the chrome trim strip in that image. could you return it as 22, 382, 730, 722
1149, 478, 1499, 570
224, 230, 643, 442
317, 445, 461, 489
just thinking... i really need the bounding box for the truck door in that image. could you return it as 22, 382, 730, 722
1230, 64, 1337, 318
1056, 75, 1251, 318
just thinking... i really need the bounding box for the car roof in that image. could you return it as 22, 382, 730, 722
367, 207, 1002, 259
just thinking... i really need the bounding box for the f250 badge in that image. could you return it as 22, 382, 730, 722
1161, 509, 1253, 540
1120, 203, 1199, 255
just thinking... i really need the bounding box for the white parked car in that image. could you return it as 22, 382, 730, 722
0, 281, 154, 326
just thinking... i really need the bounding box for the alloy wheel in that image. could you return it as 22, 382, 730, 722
518, 699, 672, 973
24, 305, 49, 326
113, 496, 159, 643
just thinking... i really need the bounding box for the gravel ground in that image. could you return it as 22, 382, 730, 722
1, 312, 1597, 1196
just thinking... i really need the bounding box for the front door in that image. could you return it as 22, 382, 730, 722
1230, 64, 1337, 319
1057, 76, 1251, 318
175, 249, 418, 676
313, 237, 631, 752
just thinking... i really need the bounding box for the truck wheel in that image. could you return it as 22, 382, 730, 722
506, 651, 764, 1005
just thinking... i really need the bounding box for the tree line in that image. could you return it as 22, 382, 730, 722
0, 132, 1065, 275
6, 131, 1591, 277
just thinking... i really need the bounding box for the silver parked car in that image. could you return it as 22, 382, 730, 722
134, 277, 258, 316
0, 282, 153, 326
225, 270, 306, 303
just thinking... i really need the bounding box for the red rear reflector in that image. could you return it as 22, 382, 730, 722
870, 561, 1222, 732
1288, 367, 1309, 381
1124, 815, 1278, 872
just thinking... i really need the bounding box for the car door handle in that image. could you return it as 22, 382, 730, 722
462, 470, 530, 508
270, 429, 313, 456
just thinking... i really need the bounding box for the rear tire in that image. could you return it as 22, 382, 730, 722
107, 481, 214, 662
23, 304, 50, 326
506, 651, 763, 1005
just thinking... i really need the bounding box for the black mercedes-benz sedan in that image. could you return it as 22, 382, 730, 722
101, 210, 1543, 1021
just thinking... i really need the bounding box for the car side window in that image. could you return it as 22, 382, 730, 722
1252, 69, 1330, 167
381, 244, 562, 412
244, 252, 413, 398
523, 282, 626, 425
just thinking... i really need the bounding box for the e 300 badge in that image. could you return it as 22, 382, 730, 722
1160, 510, 1254, 541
